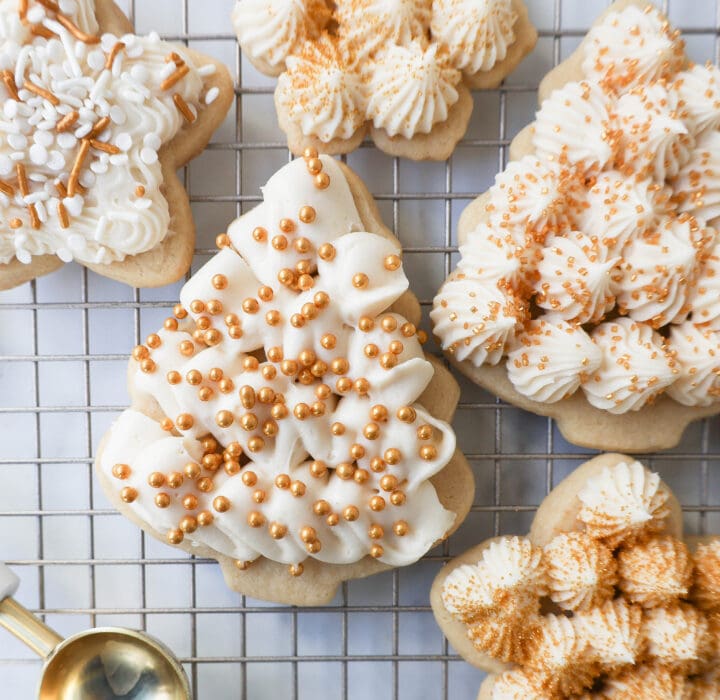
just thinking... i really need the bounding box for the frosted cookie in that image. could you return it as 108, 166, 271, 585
95, 154, 473, 605
430, 453, 720, 699
430, 0, 720, 451
232, 0, 537, 160
0, 0, 233, 291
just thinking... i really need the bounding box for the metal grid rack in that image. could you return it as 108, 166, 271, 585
1, 0, 720, 697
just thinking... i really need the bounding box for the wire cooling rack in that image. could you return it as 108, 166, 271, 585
1, 0, 720, 698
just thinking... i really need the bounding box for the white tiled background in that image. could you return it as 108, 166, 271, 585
1, 0, 720, 698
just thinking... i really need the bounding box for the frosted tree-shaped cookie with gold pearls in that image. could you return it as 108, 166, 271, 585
431, 453, 720, 699
430, 0, 720, 451
0, 0, 233, 290
96, 153, 474, 605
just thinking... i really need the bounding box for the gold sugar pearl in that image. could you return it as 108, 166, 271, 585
326, 513, 340, 527
343, 506, 359, 522
248, 437, 264, 452
331, 358, 349, 375
258, 387, 276, 403
390, 491, 406, 506
314, 291, 329, 308
269, 522, 287, 539
384, 254, 401, 271
306, 540, 322, 554
271, 403, 289, 420
183, 461, 200, 479
315, 384, 331, 400
275, 474, 291, 489
279, 218, 295, 234
380, 475, 398, 492
294, 237, 311, 254
206, 300, 223, 316
242, 471, 258, 487
197, 511, 214, 527
146, 334, 161, 348
370, 544, 384, 559
235, 560, 252, 570
179, 340, 195, 356
420, 445, 438, 461
368, 524, 384, 540
147, 472, 165, 488
267, 346, 283, 363
167, 529, 184, 545
302, 302, 319, 320
253, 489, 266, 504
297, 274, 314, 291
310, 461, 327, 478
370, 405, 387, 422
364, 344, 379, 358
226, 441, 243, 457
298, 369, 314, 385
290, 313, 305, 328
299, 349, 316, 367
219, 378, 235, 393
202, 436, 219, 452
198, 387, 213, 402
313, 500, 331, 516
240, 413, 258, 431
204, 329, 222, 346
294, 403, 310, 420
132, 345, 149, 361
215, 410, 234, 428
112, 463, 131, 480
120, 486, 137, 503
358, 316, 374, 332
307, 157, 322, 175
192, 330, 205, 343
202, 454, 222, 472
379, 353, 397, 370
331, 421, 346, 436
417, 425, 433, 440
262, 419, 279, 437
311, 360, 328, 377
384, 448, 401, 465
247, 511, 265, 528
216, 233, 231, 249
196, 317, 211, 331
262, 365, 277, 381
363, 423, 380, 440
278, 268, 295, 287
320, 334, 336, 350
140, 358, 156, 373
354, 378, 370, 395
350, 443, 365, 460
370, 457, 385, 473
176, 414, 194, 431
296, 259, 312, 275
182, 494, 198, 510
369, 495, 385, 511
197, 477, 213, 493
336, 377, 353, 393
212, 274, 228, 290
242, 298, 259, 314
311, 401, 325, 417
315, 172, 330, 189
303, 147, 318, 160
164, 318, 179, 332
336, 463, 354, 480
160, 418, 174, 431
289, 563, 304, 577
396, 406, 416, 423
400, 322, 416, 337
208, 367, 223, 382
272, 234, 288, 251
353, 469, 369, 485
318, 243, 335, 261
258, 285, 274, 302
299, 206, 316, 224
381, 316, 398, 332
300, 526, 317, 543
265, 309, 281, 326
155, 493, 171, 508
389, 341, 404, 355
291, 481, 306, 497
213, 496, 231, 513
243, 357, 259, 371
186, 369, 202, 385
167, 472, 184, 489
179, 516, 198, 534
282, 360, 299, 376
352, 273, 369, 289
252, 226, 267, 242
417, 330, 428, 344
174, 304, 188, 320
190, 299, 205, 314
393, 521, 409, 537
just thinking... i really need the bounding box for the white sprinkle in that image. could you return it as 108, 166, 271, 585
36, 201, 48, 223
24, 191, 48, 204
26, 6, 45, 24
57, 247, 73, 262
29, 144, 48, 165
28, 172, 47, 183
143, 133, 161, 151
109, 105, 126, 125
126, 44, 143, 59
0, 155, 12, 176
79, 170, 95, 188
37, 120, 56, 131
16, 248, 32, 264
3, 101, 17, 119
59, 0, 77, 13
47, 151, 66, 172
57, 133, 77, 150
140, 147, 158, 165
35, 131, 54, 147
109, 154, 129, 166
129, 65, 149, 83
100, 34, 116, 52
63, 195, 84, 216
8, 133, 27, 150
10, 152, 25, 161
116, 132, 132, 151
74, 122, 93, 139
159, 62, 176, 80
79, 107, 95, 122
205, 86, 220, 105
87, 50, 106, 72
198, 64, 217, 77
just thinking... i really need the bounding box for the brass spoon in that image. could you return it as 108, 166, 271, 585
0, 562, 192, 699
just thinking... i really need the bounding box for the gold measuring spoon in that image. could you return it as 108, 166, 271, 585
0, 562, 192, 699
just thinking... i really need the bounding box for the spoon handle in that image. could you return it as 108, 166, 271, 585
0, 562, 64, 658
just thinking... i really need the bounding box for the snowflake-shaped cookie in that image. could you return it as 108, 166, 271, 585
0, 0, 232, 290
96, 154, 472, 605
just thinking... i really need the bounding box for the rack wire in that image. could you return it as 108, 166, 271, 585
1, 0, 720, 697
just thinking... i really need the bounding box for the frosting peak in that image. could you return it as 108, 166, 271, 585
692, 539, 720, 612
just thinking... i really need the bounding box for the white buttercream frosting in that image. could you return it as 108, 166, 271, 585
693, 539, 720, 612
601, 665, 694, 699
577, 459, 670, 547
431, 0, 517, 75
666, 322, 720, 407
674, 63, 720, 136
674, 131, 720, 224
491, 670, 551, 700
687, 241, 720, 328
544, 531, 616, 612
644, 603, 711, 673
457, 222, 523, 291
581, 4, 685, 93
583, 319, 676, 414
366, 41, 460, 139
99, 156, 457, 571
277, 37, 366, 142
507, 318, 601, 404
0, 0, 212, 267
